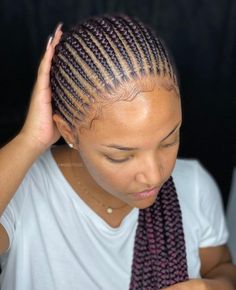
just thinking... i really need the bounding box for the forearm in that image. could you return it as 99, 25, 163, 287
165, 264, 236, 290
0, 133, 44, 215
203, 262, 236, 290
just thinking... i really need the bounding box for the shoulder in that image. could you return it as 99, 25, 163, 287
15, 146, 63, 195
5, 146, 68, 217
172, 158, 221, 204
29, 145, 68, 178
172, 158, 223, 231
173, 158, 209, 181
172, 158, 228, 247
172, 158, 226, 227
27, 148, 56, 181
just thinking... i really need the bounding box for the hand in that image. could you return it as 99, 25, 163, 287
20, 23, 63, 152
164, 278, 234, 290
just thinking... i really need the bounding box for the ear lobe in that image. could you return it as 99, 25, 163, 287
53, 114, 75, 145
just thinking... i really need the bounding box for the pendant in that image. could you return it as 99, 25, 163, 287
107, 207, 113, 214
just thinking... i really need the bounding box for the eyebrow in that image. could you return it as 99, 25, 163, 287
101, 121, 181, 151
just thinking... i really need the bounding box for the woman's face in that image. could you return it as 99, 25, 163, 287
75, 76, 182, 209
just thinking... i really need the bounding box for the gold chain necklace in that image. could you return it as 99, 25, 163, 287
68, 149, 129, 214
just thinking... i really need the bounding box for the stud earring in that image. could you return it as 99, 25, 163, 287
68, 143, 74, 148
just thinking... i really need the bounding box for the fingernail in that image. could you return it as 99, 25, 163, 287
46, 35, 53, 50
54, 22, 63, 37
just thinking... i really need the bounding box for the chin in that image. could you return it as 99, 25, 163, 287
131, 196, 157, 209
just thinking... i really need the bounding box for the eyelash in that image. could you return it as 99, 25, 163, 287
105, 155, 132, 163
105, 139, 179, 163
161, 138, 179, 148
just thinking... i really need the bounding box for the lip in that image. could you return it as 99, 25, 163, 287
133, 186, 159, 199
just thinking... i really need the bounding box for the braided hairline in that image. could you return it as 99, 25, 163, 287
51, 15, 178, 127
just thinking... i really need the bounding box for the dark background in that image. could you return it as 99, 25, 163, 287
0, 0, 235, 207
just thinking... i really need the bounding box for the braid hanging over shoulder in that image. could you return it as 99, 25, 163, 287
130, 177, 188, 289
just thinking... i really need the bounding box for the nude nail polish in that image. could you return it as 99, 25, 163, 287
53, 22, 63, 37
46, 35, 53, 50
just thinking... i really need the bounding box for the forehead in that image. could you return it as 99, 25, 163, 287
78, 77, 181, 144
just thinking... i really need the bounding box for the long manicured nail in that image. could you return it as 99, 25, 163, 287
54, 22, 63, 37
46, 35, 53, 50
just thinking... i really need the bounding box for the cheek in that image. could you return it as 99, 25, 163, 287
80, 152, 134, 192
160, 147, 179, 176
97, 168, 132, 191
97, 163, 135, 190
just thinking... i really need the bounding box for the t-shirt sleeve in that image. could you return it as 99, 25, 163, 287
196, 161, 229, 248
0, 173, 30, 251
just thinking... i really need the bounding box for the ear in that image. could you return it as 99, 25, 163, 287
53, 114, 78, 148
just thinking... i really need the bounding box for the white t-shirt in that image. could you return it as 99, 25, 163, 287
0, 149, 228, 290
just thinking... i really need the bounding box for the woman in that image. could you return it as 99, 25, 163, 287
0, 15, 235, 290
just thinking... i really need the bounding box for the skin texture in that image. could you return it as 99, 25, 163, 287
53, 76, 182, 213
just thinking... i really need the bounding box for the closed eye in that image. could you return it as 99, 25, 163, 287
104, 155, 132, 163
160, 138, 179, 148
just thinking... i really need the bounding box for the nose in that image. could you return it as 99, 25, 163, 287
135, 154, 163, 188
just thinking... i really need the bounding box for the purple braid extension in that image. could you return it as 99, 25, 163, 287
129, 177, 188, 289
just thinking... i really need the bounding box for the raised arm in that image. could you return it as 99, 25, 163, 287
0, 23, 63, 217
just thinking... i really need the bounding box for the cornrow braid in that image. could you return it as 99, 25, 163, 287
109, 15, 146, 75
95, 16, 136, 76
130, 18, 163, 76
51, 14, 178, 126
56, 43, 97, 91
66, 34, 107, 86
121, 16, 154, 74
82, 19, 126, 81
77, 26, 117, 81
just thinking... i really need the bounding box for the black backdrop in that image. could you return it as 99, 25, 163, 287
0, 0, 235, 207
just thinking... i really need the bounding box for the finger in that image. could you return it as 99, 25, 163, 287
38, 23, 63, 75
34, 22, 63, 92
51, 22, 63, 48
36, 40, 54, 90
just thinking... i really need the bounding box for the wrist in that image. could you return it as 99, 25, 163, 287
16, 131, 49, 157
205, 278, 235, 290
